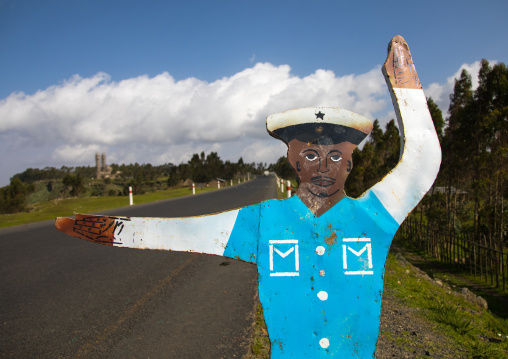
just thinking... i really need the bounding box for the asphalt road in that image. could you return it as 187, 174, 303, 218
0, 176, 277, 359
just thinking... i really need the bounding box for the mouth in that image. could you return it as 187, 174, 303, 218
310, 176, 336, 187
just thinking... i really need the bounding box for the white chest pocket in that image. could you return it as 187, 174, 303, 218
269, 239, 299, 277
342, 238, 373, 275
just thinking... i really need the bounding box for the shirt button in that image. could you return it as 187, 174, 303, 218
316, 246, 325, 255
319, 338, 330, 348
317, 291, 328, 301
319, 270, 325, 276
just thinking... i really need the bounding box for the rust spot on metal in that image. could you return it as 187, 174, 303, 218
273, 340, 284, 353
324, 231, 337, 247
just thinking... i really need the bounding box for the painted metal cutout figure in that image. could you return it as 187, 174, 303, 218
55, 36, 441, 358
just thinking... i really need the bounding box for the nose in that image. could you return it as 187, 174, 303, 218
317, 158, 330, 173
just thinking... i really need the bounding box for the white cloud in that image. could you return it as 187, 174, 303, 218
52, 143, 103, 163
0, 62, 391, 185
2, 59, 489, 186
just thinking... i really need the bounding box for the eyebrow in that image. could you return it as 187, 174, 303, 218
327, 149, 343, 156
302, 149, 320, 156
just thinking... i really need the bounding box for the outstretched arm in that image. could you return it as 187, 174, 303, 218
55, 208, 253, 258
370, 35, 441, 224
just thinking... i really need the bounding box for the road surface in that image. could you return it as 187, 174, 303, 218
0, 176, 277, 358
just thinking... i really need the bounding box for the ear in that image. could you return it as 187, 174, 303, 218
287, 154, 299, 174
346, 160, 352, 172
286, 147, 301, 177
286, 146, 295, 168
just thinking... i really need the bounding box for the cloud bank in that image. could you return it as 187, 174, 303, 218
0, 60, 488, 186
0, 63, 389, 185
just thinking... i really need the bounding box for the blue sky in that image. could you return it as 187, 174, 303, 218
0, 0, 507, 186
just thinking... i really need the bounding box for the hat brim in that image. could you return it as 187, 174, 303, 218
271, 123, 370, 145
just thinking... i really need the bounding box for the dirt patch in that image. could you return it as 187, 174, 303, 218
377, 289, 467, 358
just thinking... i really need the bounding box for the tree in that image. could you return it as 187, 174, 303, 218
0, 178, 27, 213
205, 152, 224, 180
345, 119, 400, 198
63, 174, 85, 197
427, 97, 445, 143
188, 153, 207, 183
427, 60, 508, 249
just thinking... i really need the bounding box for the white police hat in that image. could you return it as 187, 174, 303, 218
267, 107, 373, 145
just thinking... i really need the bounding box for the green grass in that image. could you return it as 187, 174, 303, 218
395, 240, 508, 318
385, 251, 508, 358
244, 303, 270, 359
0, 186, 217, 228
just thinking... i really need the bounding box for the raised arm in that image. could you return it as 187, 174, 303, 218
55, 208, 254, 259
370, 35, 441, 224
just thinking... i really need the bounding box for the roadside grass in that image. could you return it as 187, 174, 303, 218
396, 240, 508, 319
0, 186, 216, 228
385, 250, 508, 358
244, 303, 270, 359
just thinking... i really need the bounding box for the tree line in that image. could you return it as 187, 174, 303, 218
398, 59, 507, 287
423, 60, 507, 251
167, 152, 264, 186
0, 153, 265, 214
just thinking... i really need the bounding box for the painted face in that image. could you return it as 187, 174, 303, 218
288, 139, 355, 199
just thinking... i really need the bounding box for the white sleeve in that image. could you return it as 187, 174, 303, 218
370, 87, 441, 225
109, 209, 240, 255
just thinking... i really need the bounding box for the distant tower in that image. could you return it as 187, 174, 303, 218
101, 153, 106, 171
96, 152, 113, 179
96, 153, 101, 179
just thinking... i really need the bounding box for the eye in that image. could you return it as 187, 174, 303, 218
330, 155, 342, 162
305, 154, 318, 161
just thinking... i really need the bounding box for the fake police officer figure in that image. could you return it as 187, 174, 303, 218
56, 35, 441, 358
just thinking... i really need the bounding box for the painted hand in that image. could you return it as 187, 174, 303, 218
382, 35, 421, 89
55, 214, 127, 245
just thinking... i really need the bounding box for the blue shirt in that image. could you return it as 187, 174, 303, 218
224, 190, 399, 358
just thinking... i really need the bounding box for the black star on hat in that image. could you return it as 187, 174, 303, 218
315, 111, 325, 120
